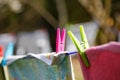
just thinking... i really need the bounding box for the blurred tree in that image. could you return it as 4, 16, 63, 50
112, 0, 120, 31
0, 0, 119, 45
55, 0, 68, 27
78, 0, 111, 27
0, 0, 92, 31
78, 0, 117, 45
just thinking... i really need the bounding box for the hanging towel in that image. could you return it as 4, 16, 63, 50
78, 42, 120, 80
6, 54, 73, 80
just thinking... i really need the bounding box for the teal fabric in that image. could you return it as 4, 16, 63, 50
8, 56, 72, 80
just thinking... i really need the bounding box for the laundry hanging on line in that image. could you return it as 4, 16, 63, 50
78, 42, 120, 80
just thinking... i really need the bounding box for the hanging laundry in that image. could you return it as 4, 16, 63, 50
0, 28, 76, 80
79, 42, 120, 80
5, 52, 73, 80
0, 46, 5, 80
0, 43, 14, 80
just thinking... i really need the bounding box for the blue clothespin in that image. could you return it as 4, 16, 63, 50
68, 25, 90, 67
1, 42, 14, 66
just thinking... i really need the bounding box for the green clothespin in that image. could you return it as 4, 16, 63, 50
68, 25, 90, 67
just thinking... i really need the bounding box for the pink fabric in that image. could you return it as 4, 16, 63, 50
78, 42, 120, 80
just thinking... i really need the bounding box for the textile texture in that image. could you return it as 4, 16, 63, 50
79, 42, 120, 80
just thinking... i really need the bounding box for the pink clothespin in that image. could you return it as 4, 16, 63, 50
56, 28, 66, 53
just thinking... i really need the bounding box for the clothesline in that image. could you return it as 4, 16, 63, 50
1, 51, 77, 66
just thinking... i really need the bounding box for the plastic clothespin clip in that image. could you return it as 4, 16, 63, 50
68, 25, 90, 67
0, 46, 3, 57
49, 28, 66, 65
56, 28, 66, 53
1, 42, 14, 66
0, 46, 3, 63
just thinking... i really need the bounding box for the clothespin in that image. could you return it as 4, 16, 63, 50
50, 28, 66, 65
0, 46, 3, 57
0, 46, 3, 63
0, 44, 11, 80
0, 46, 5, 80
68, 25, 90, 67
1, 42, 14, 66
56, 28, 66, 53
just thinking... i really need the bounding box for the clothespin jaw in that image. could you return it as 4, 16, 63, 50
56, 28, 66, 53
1, 43, 14, 66
0, 46, 3, 57
68, 25, 90, 67
0, 46, 3, 63
79, 25, 89, 49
